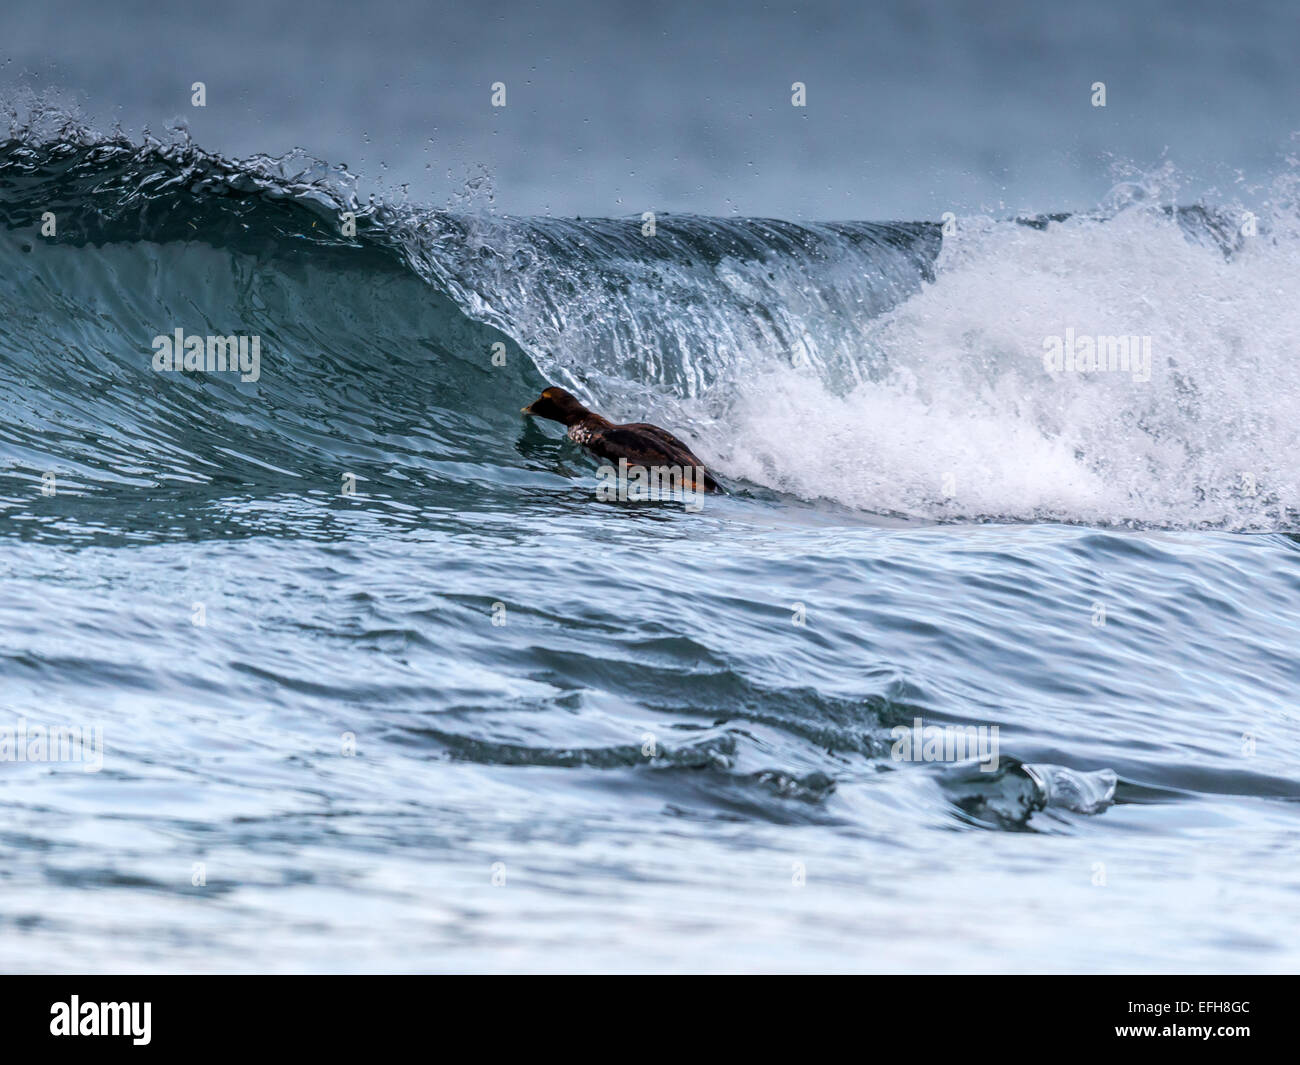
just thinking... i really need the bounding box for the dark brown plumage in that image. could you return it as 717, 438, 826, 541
521, 386, 720, 491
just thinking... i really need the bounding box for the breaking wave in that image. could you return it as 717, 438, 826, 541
2, 116, 1297, 533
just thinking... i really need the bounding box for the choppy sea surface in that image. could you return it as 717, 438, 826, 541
1, 120, 1299, 973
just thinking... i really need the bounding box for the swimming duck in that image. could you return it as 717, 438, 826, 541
521, 386, 720, 491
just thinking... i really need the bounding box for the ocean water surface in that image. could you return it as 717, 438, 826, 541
1, 125, 1298, 973
5, 0, 1300, 974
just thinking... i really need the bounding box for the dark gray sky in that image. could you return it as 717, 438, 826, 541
3, 0, 1297, 218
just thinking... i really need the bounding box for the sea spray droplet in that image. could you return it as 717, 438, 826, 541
939, 760, 1118, 826
940, 760, 1043, 826
1021, 763, 1118, 815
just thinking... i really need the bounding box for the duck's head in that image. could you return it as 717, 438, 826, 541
521, 386, 590, 426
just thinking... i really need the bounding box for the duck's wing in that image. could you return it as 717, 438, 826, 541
587, 424, 720, 490
618, 422, 690, 448
623, 425, 721, 489
584, 425, 695, 467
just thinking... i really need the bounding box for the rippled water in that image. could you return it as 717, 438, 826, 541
1, 127, 1299, 972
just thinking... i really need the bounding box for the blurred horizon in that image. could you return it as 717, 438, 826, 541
3, 0, 1298, 219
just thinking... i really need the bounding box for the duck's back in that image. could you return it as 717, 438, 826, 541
580, 420, 720, 491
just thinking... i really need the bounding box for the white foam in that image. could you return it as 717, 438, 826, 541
706, 203, 1300, 528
